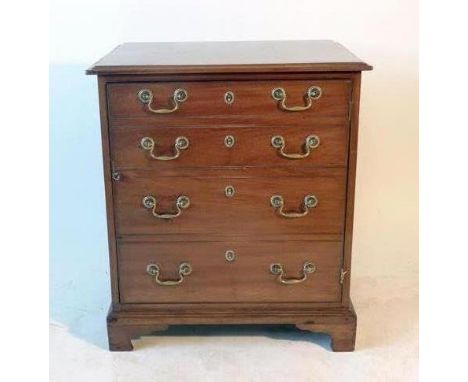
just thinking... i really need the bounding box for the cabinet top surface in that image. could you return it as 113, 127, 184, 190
87, 40, 372, 75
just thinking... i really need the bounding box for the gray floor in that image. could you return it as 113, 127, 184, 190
50, 269, 418, 382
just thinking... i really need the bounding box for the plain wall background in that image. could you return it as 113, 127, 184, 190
50, 0, 418, 348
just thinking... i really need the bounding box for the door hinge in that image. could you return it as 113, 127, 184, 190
339, 268, 348, 284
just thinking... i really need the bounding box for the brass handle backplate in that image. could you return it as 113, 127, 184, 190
271, 135, 320, 159
146, 262, 192, 286
271, 86, 322, 112
270, 262, 316, 284
140, 136, 189, 161
137, 88, 188, 114
270, 194, 318, 218
142, 195, 190, 219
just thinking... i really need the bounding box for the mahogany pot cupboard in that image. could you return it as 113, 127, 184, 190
87, 41, 372, 351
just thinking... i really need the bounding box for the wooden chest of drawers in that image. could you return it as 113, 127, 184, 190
87, 41, 372, 352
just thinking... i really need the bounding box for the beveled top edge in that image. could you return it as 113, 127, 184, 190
86, 41, 372, 75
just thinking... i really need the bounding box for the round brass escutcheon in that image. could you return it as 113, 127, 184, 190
304, 195, 318, 209
224, 135, 235, 148
303, 262, 317, 274
176, 195, 191, 209
270, 195, 284, 208
179, 262, 193, 276
174, 88, 188, 102
225, 250, 236, 262
305, 135, 320, 149
142, 195, 156, 209
270, 263, 283, 275
271, 87, 286, 101
137, 89, 152, 104
271, 135, 285, 148
175, 136, 190, 150
146, 263, 160, 276
307, 86, 322, 100
224, 91, 235, 105
140, 137, 154, 150
224, 185, 235, 198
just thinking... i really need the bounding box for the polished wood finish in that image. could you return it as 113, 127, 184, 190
107, 304, 356, 351
342, 73, 362, 306
87, 41, 372, 75
296, 306, 357, 352
88, 41, 371, 352
111, 124, 348, 168
113, 168, 346, 235
97, 77, 120, 303
107, 80, 350, 126
118, 241, 343, 303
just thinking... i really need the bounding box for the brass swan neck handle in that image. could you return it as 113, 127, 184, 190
146, 263, 192, 286
137, 88, 188, 114
271, 135, 320, 159
271, 86, 322, 112
142, 195, 190, 219
270, 194, 318, 218
139, 136, 189, 161
270, 262, 317, 284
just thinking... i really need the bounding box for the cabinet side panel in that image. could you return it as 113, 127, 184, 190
98, 76, 120, 303
341, 73, 362, 306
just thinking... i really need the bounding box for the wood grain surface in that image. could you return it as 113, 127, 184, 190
118, 240, 343, 303
89, 41, 371, 351
107, 80, 351, 126
110, 124, 349, 169
113, 168, 347, 236
87, 40, 372, 75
